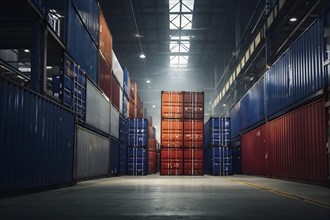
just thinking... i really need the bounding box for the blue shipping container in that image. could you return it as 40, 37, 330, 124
71, 0, 99, 45
67, 3, 98, 84
122, 95, 128, 118
266, 16, 327, 118
110, 139, 120, 176
128, 118, 148, 147
0, 78, 75, 193
232, 148, 241, 174
127, 147, 148, 175
204, 117, 231, 147
230, 102, 241, 138
119, 144, 127, 175
119, 114, 128, 145
240, 76, 265, 131
123, 67, 129, 97
204, 147, 232, 176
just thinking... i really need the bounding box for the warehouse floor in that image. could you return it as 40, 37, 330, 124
1, 175, 329, 220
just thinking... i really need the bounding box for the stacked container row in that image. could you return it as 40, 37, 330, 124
160, 91, 204, 175
148, 119, 158, 174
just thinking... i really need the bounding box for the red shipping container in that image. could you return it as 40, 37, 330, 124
129, 80, 137, 103
161, 91, 183, 119
161, 119, 183, 147
183, 119, 203, 148
111, 72, 120, 110
98, 54, 111, 100
241, 125, 268, 176
148, 126, 156, 139
148, 150, 157, 174
266, 98, 327, 184
127, 100, 135, 118
99, 9, 112, 66
183, 148, 203, 175
148, 116, 153, 126
183, 92, 204, 119
148, 138, 157, 151
160, 148, 183, 175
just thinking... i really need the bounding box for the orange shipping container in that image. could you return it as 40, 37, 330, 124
99, 9, 112, 66
161, 91, 183, 119
161, 119, 183, 147
183, 119, 203, 148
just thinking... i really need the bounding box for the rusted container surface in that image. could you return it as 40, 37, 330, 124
98, 54, 111, 100
241, 125, 267, 176
183, 148, 203, 175
99, 9, 112, 66
160, 148, 183, 175
183, 119, 203, 148
161, 119, 183, 147
161, 91, 183, 119
183, 92, 204, 119
111, 72, 120, 110
266, 98, 327, 184
148, 150, 157, 174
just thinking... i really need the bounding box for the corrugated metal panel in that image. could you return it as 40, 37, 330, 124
110, 139, 119, 176
148, 150, 157, 174
127, 147, 148, 175
76, 126, 110, 179
111, 72, 120, 110
119, 144, 127, 175
241, 76, 265, 131
112, 50, 124, 88
183, 148, 203, 175
111, 104, 120, 139
120, 89, 123, 113
99, 54, 111, 100
204, 117, 231, 147
230, 102, 241, 138
161, 119, 183, 147
241, 125, 267, 176
119, 114, 128, 145
183, 119, 204, 148
99, 9, 112, 65
72, 0, 99, 45
161, 91, 183, 119
86, 78, 110, 134
67, 4, 98, 83
204, 147, 232, 175
183, 92, 204, 119
160, 148, 183, 175
266, 98, 327, 183
128, 118, 148, 147
0, 78, 75, 193
266, 17, 326, 118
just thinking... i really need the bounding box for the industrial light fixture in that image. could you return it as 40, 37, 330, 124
140, 53, 146, 59
24, 49, 30, 53
46, 66, 53, 69
135, 33, 143, 38
146, 80, 151, 83
152, 105, 156, 108
223, 104, 226, 107
289, 17, 297, 22
250, 77, 254, 81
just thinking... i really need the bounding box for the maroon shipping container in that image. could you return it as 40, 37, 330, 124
99, 9, 112, 66
183, 148, 203, 175
111, 72, 120, 109
148, 150, 157, 174
129, 80, 137, 103
98, 54, 111, 100
266, 98, 327, 184
183, 119, 203, 148
241, 124, 268, 176
148, 126, 156, 139
183, 92, 204, 119
148, 138, 157, 151
160, 148, 183, 175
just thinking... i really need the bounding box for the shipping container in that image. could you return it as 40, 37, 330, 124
128, 99, 135, 118
204, 147, 232, 175
204, 117, 230, 147
161, 91, 183, 119
67, 4, 98, 83
123, 67, 130, 97
111, 104, 120, 140
183, 119, 203, 148
112, 50, 124, 88
183, 92, 204, 119
147, 115, 153, 126
128, 118, 148, 147
160, 148, 183, 175
266, 98, 327, 183
241, 125, 268, 176
72, 0, 99, 45
72, 56, 87, 122
0, 78, 75, 193
127, 147, 148, 175
148, 150, 157, 174
99, 9, 112, 66
120, 89, 123, 114
241, 76, 265, 131
148, 126, 156, 139
110, 139, 120, 176
119, 114, 129, 145
183, 148, 203, 175
111, 72, 120, 110
129, 80, 137, 103
161, 119, 183, 147
119, 144, 127, 175
232, 147, 241, 174
265, 17, 327, 119
86, 78, 110, 134
230, 102, 241, 138
122, 95, 128, 118
76, 126, 110, 179
148, 139, 157, 151
99, 53, 112, 100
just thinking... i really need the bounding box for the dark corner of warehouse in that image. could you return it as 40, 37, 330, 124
0, 0, 330, 219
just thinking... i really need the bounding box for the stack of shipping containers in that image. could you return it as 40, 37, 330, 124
204, 118, 232, 175
148, 117, 157, 174
229, 14, 328, 184
161, 91, 204, 175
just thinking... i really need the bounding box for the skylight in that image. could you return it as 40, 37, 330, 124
169, 0, 195, 68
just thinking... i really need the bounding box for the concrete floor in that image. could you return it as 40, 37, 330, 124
1, 175, 329, 220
